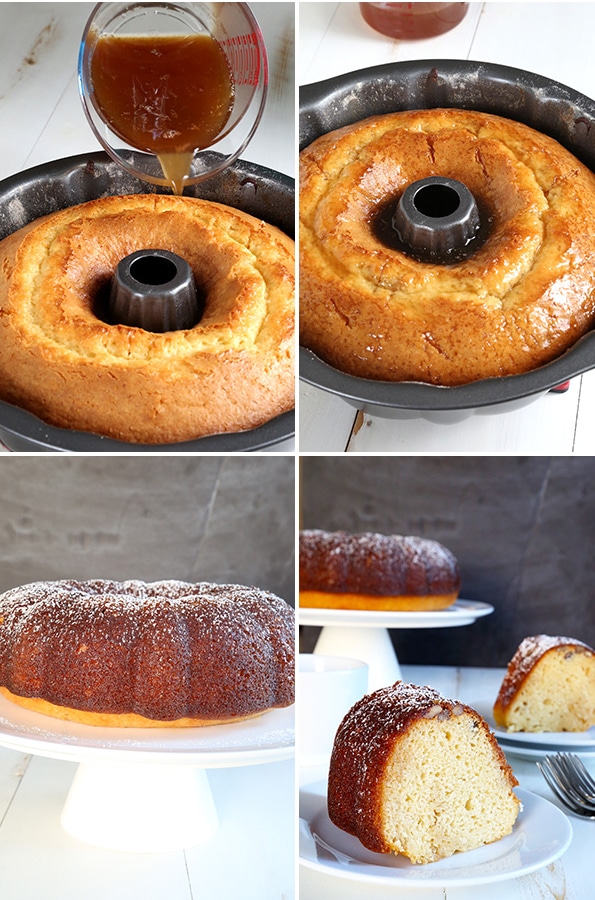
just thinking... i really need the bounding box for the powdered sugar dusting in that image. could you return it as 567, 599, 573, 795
299, 529, 459, 595
0, 579, 295, 721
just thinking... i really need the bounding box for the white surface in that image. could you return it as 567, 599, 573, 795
0, 751, 295, 900
0, 1, 295, 453
298, 1, 595, 453
300, 786, 572, 888
300, 664, 595, 900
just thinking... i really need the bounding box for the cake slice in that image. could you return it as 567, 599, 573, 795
327, 681, 520, 865
494, 635, 595, 733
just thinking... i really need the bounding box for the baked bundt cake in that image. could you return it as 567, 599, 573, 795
299, 529, 460, 610
494, 634, 595, 733
328, 682, 520, 864
300, 107, 595, 384
0, 193, 295, 443
0, 579, 295, 727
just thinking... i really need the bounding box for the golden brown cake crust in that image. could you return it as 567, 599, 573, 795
300, 108, 595, 385
298, 590, 458, 611
0, 194, 295, 443
0, 686, 267, 728
299, 529, 460, 609
327, 682, 518, 855
0, 579, 295, 727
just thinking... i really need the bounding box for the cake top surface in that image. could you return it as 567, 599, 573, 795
334, 681, 472, 743
510, 634, 594, 675
299, 529, 460, 596
515, 633, 594, 661
299, 107, 595, 387
0, 577, 287, 607
0, 578, 294, 649
299, 529, 456, 569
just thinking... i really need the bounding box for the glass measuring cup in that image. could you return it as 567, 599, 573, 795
78, 2, 268, 193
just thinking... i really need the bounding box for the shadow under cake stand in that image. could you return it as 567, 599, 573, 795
300, 600, 494, 691
0, 694, 294, 852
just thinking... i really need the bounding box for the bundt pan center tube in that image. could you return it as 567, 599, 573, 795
299, 60, 595, 421
0, 152, 294, 452
391, 175, 482, 263
109, 249, 203, 333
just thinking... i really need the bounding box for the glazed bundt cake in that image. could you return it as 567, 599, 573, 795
0, 579, 295, 727
328, 682, 520, 864
300, 107, 595, 385
299, 529, 460, 610
494, 634, 595, 733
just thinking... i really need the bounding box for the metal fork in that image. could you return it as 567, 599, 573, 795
537, 752, 595, 818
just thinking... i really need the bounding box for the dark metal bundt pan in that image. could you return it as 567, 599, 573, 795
299, 59, 595, 419
0, 151, 294, 452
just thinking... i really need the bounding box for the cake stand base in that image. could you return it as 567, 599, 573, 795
0, 695, 293, 854
313, 625, 401, 690
61, 761, 219, 853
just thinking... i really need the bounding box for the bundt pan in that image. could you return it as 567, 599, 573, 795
299, 59, 595, 422
0, 152, 294, 452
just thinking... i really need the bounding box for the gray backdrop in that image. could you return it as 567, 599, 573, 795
300, 456, 595, 667
0, 456, 295, 605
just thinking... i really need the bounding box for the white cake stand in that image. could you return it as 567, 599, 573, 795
300, 600, 494, 691
0, 694, 293, 853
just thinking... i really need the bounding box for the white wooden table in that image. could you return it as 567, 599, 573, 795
0, 748, 294, 900
298, 1, 595, 453
300, 663, 593, 900
0, 1, 295, 453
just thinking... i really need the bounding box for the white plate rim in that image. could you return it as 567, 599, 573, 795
0, 693, 294, 767
299, 785, 572, 887
299, 599, 494, 629
497, 740, 595, 760
494, 726, 595, 750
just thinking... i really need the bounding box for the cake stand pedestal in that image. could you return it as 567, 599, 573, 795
61, 761, 219, 852
300, 600, 494, 691
0, 698, 294, 853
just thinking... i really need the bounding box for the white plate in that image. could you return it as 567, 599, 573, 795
299, 599, 494, 629
475, 701, 595, 756
0, 692, 294, 767
497, 739, 595, 760
495, 728, 595, 760
299, 784, 572, 887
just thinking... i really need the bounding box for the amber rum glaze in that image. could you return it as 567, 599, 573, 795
90, 33, 234, 192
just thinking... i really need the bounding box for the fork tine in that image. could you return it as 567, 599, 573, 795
563, 753, 595, 799
537, 759, 575, 809
538, 755, 595, 818
545, 755, 595, 811
549, 753, 595, 809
